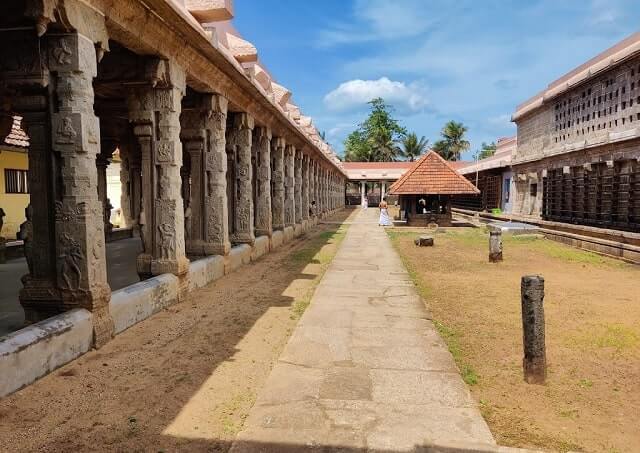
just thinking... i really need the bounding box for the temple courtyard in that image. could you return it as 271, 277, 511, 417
388, 225, 640, 453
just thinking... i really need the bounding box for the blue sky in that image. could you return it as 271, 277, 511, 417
234, 0, 640, 160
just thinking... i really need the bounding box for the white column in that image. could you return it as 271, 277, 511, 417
381, 182, 386, 200
360, 181, 366, 206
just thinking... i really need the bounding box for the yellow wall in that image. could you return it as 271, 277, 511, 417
0, 149, 29, 239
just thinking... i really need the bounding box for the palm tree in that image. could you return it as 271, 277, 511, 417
440, 120, 470, 161
401, 133, 429, 161
433, 121, 470, 161
369, 128, 401, 162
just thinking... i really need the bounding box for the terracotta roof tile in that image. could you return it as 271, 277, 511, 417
388, 151, 480, 195
341, 161, 414, 170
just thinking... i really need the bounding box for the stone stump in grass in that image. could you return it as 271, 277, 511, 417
488, 227, 503, 262
414, 236, 434, 247
521, 275, 546, 384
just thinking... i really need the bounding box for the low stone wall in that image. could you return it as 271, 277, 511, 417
251, 235, 270, 261
0, 309, 93, 397
225, 244, 252, 274
453, 207, 640, 264
188, 255, 225, 291
110, 274, 179, 335
270, 230, 284, 250
283, 226, 295, 243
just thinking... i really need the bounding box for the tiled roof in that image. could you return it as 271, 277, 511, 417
3, 116, 29, 148
342, 161, 414, 170
388, 151, 480, 195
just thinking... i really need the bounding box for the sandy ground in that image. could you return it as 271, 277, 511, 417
0, 209, 354, 453
389, 227, 640, 453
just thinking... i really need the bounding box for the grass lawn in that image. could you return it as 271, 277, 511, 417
388, 228, 640, 453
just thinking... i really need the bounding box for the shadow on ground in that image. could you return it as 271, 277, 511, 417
0, 210, 364, 452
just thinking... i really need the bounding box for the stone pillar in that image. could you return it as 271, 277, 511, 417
521, 275, 546, 384
254, 126, 272, 236
284, 144, 296, 227
302, 155, 310, 220
309, 159, 316, 213
180, 94, 230, 256
271, 137, 286, 230
118, 144, 133, 229
381, 181, 386, 202
294, 149, 303, 224
128, 59, 189, 281
48, 32, 113, 345
489, 228, 503, 262
227, 112, 255, 245
361, 181, 366, 206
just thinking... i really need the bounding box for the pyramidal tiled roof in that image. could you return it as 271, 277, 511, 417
388, 151, 480, 195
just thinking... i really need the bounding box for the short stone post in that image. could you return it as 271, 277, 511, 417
489, 228, 503, 262
521, 275, 546, 384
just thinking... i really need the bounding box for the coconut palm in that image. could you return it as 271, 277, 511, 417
433, 120, 470, 161
369, 128, 402, 162
401, 133, 429, 161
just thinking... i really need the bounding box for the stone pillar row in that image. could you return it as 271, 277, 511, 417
3, 30, 342, 347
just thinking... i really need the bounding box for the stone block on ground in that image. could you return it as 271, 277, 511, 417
415, 235, 434, 247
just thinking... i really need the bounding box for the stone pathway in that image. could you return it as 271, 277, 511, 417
231, 208, 495, 452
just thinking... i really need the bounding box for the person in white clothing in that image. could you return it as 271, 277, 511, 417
378, 198, 393, 226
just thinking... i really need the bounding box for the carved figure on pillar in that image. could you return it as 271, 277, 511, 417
128, 58, 189, 280
294, 149, 303, 224
284, 144, 296, 227
253, 126, 272, 237
226, 112, 255, 245
271, 137, 286, 230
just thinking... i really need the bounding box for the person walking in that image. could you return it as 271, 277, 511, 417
378, 198, 392, 226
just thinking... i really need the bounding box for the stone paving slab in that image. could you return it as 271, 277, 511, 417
231, 208, 495, 452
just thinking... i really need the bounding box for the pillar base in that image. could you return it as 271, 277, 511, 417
137, 254, 190, 279
255, 228, 272, 238
231, 233, 255, 246
187, 240, 231, 258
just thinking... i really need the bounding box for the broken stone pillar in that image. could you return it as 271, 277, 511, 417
302, 154, 310, 220
284, 144, 296, 227
180, 94, 230, 256
128, 59, 189, 281
294, 149, 303, 224
227, 112, 255, 245
253, 126, 272, 237
49, 32, 113, 345
415, 236, 434, 246
271, 137, 285, 230
521, 275, 546, 384
489, 227, 503, 262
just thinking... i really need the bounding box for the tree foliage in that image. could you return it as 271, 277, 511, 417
401, 133, 429, 161
432, 120, 470, 161
477, 141, 497, 160
344, 98, 407, 162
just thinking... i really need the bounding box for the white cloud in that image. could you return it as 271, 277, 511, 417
316, 0, 449, 47
323, 77, 428, 114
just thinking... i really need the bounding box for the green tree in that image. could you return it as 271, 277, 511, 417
343, 98, 407, 162
432, 120, 470, 161
401, 133, 429, 161
477, 141, 497, 160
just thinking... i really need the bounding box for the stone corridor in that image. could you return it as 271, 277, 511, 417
232, 208, 495, 451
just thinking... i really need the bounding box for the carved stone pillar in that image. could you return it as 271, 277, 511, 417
227, 112, 255, 245
253, 126, 272, 237
294, 149, 303, 224
118, 144, 133, 229
302, 155, 310, 220
181, 94, 230, 256
284, 144, 296, 227
128, 59, 189, 280
309, 159, 315, 213
271, 137, 285, 230
50, 32, 113, 345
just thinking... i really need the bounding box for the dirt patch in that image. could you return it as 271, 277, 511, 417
0, 210, 354, 453
389, 228, 640, 453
